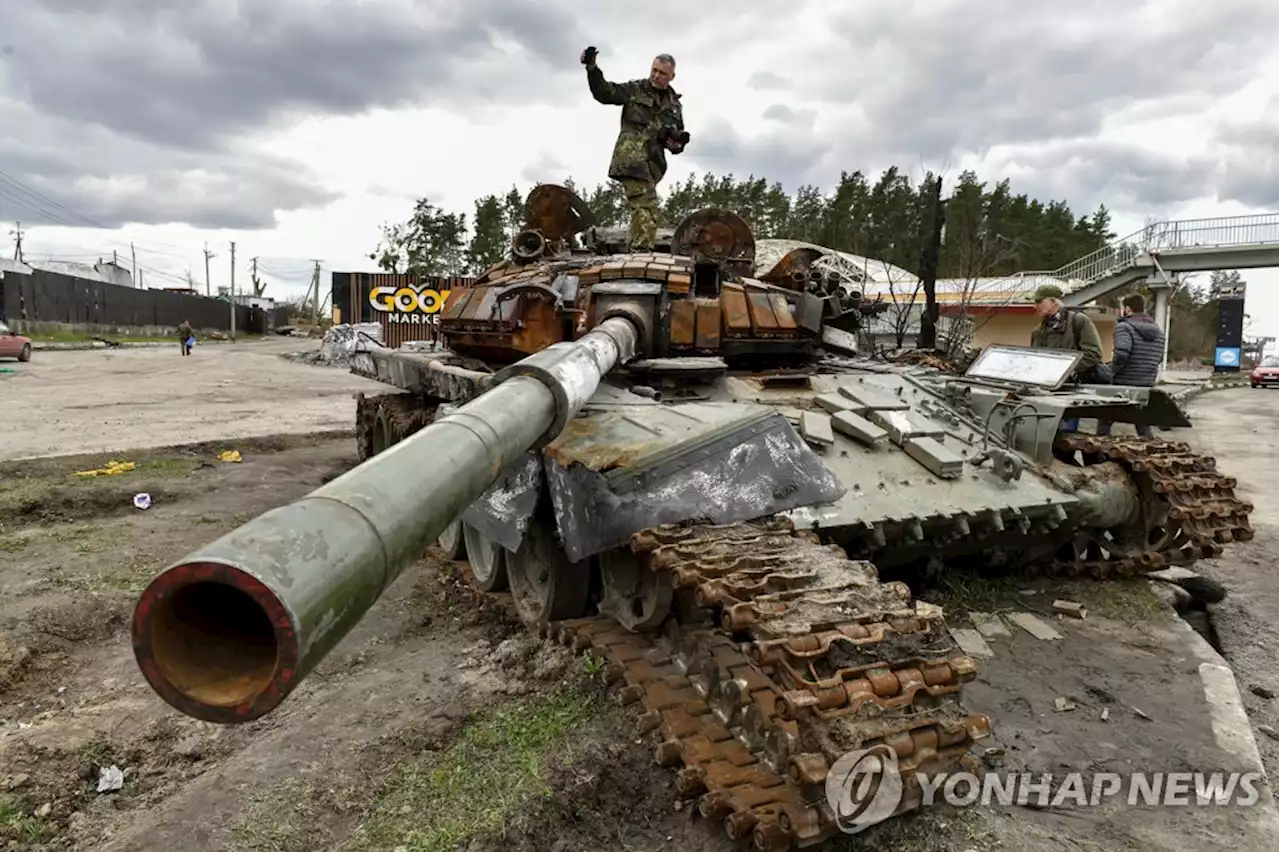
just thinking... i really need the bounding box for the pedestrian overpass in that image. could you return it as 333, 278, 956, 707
1026, 213, 1280, 306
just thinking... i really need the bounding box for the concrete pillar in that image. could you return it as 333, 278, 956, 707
1147, 272, 1177, 379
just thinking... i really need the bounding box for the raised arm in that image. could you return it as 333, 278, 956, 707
586, 64, 635, 105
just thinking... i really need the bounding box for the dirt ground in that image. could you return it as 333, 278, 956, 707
0, 346, 1275, 852
0, 338, 387, 463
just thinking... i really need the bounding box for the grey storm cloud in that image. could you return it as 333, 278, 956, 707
989, 140, 1222, 214
748, 71, 791, 91
0, 0, 588, 229
810, 0, 1276, 159
689, 116, 833, 190
1212, 97, 1280, 210
762, 103, 816, 129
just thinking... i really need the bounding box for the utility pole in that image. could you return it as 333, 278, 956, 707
310, 260, 321, 327
229, 241, 237, 342
9, 222, 22, 263
131, 242, 138, 288
203, 243, 215, 297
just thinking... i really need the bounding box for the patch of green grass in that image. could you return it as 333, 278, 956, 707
0, 533, 28, 553
1062, 579, 1167, 624
933, 571, 1027, 616
343, 689, 601, 852
0, 795, 52, 844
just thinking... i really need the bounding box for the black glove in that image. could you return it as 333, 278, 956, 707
580, 46, 597, 66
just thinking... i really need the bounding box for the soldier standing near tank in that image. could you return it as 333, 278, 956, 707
1030, 284, 1108, 433
581, 46, 688, 251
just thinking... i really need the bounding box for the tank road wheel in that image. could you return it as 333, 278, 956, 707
598, 548, 673, 632
508, 517, 590, 628
437, 519, 467, 561
462, 523, 508, 591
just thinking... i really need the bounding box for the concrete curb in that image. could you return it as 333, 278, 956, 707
1165, 376, 1253, 404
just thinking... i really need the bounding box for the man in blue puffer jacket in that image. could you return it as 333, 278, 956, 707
1097, 293, 1165, 437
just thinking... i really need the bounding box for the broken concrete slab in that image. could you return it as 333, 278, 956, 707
950, 628, 994, 659
1008, 612, 1062, 641
969, 611, 1011, 638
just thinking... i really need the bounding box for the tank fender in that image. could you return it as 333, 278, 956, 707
457, 451, 544, 553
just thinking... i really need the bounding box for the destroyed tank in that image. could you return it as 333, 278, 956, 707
130, 185, 1253, 851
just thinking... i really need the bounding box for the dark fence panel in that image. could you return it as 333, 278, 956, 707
0, 269, 275, 331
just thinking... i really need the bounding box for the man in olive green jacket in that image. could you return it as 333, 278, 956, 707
1029, 283, 1109, 432
582, 47, 687, 250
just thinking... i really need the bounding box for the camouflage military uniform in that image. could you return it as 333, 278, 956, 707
586, 65, 685, 250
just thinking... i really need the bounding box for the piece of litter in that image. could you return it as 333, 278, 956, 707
1054, 697, 1076, 712
34, 803, 51, 818
74, 460, 136, 477
1008, 612, 1062, 641
1133, 706, 1151, 721
133, 493, 152, 510
1101, 708, 1110, 721
1052, 599, 1087, 618
217, 450, 242, 463
950, 628, 994, 659
97, 765, 124, 793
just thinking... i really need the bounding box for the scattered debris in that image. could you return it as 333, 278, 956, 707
133, 493, 152, 510
1008, 612, 1063, 641
1052, 599, 1087, 619
35, 803, 52, 818
97, 765, 124, 793
1054, 697, 1076, 712
1133, 707, 1152, 721
950, 628, 994, 659
74, 459, 136, 477
286, 322, 386, 367
217, 450, 242, 463
969, 611, 1011, 638
1101, 708, 1110, 722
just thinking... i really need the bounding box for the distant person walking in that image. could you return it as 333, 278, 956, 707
177, 320, 194, 356
1097, 294, 1165, 438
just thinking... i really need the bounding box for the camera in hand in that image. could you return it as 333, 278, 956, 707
580, 46, 597, 65
658, 124, 690, 147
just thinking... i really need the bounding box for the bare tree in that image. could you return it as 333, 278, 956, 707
940, 233, 1023, 359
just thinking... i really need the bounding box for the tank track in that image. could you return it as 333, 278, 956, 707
1050, 434, 1254, 579
545, 517, 992, 851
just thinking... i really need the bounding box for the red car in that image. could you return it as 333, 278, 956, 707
0, 321, 31, 362
1252, 355, 1278, 388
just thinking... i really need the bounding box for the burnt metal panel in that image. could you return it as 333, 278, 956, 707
670, 299, 696, 346
543, 410, 847, 562
720, 286, 752, 337
459, 452, 544, 552
694, 298, 720, 349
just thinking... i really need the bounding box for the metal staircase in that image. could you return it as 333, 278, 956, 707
995, 213, 1279, 305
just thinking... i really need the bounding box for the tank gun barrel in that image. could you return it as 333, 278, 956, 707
131, 317, 639, 724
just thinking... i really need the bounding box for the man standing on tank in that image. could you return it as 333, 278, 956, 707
581, 46, 688, 251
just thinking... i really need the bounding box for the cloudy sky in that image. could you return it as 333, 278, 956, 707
1, 0, 1277, 334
